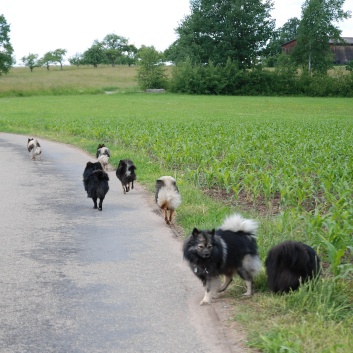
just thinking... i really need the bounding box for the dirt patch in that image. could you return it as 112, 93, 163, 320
204, 187, 281, 216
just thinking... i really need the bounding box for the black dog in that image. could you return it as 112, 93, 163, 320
116, 159, 136, 194
83, 161, 109, 211
265, 240, 321, 293
183, 213, 262, 305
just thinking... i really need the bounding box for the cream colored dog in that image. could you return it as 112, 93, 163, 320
96, 144, 110, 171
155, 176, 181, 224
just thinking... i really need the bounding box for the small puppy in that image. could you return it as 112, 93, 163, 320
265, 240, 321, 293
83, 161, 109, 211
183, 213, 261, 305
116, 159, 136, 194
96, 144, 110, 171
27, 138, 42, 160
155, 176, 181, 224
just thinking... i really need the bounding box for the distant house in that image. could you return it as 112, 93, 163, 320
281, 37, 353, 64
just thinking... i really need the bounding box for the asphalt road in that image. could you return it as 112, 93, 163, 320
0, 133, 248, 353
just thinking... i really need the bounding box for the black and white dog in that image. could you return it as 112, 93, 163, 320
265, 240, 321, 293
96, 144, 110, 171
183, 213, 261, 305
83, 161, 109, 211
27, 138, 42, 160
155, 176, 181, 225
116, 159, 136, 194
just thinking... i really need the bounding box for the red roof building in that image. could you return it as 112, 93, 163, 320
281, 37, 353, 64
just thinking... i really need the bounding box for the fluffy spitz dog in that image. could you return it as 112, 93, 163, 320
116, 159, 136, 194
83, 161, 109, 211
27, 138, 42, 160
265, 240, 321, 293
183, 213, 261, 305
96, 144, 110, 171
155, 176, 181, 225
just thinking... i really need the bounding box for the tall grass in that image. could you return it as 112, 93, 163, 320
1, 67, 352, 352
0, 65, 140, 96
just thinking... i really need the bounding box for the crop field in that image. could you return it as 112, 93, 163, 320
1, 69, 352, 352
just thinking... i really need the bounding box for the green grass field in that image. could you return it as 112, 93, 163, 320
1, 66, 352, 352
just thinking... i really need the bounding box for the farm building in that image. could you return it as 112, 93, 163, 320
281, 37, 353, 64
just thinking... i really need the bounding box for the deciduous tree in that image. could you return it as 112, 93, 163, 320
170, 0, 275, 68
68, 53, 84, 67
292, 0, 351, 75
83, 41, 105, 68
21, 53, 40, 72
41, 51, 55, 70
0, 14, 14, 75
263, 17, 300, 66
101, 34, 128, 67
137, 46, 167, 90
123, 44, 138, 66
51, 48, 67, 70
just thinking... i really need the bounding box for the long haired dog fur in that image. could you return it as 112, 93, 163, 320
265, 240, 321, 293
155, 176, 181, 225
83, 161, 109, 211
27, 138, 42, 160
183, 213, 261, 305
96, 144, 110, 171
116, 159, 136, 194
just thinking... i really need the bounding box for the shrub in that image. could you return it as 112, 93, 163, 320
346, 59, 353, 71
137, 46, 168, 90
169, 60, 353, 97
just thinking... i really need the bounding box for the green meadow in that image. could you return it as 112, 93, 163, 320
1, 66, 352, 353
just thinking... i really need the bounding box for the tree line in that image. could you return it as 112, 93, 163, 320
139, 0, 353, 97
164, 0, 351, 75
20, 34, 139, 72
1, 1, 353, 96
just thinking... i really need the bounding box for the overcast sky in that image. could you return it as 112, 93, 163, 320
2, 0, 352, 64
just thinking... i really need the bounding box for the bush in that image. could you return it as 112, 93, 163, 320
169, 60, 353, 97
346, 59, 353, 71
137, 46, 168, 90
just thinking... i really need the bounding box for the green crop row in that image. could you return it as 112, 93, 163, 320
1, 94, 352, 276
1, 93, 352, 352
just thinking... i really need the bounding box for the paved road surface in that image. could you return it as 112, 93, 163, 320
0, 133, 248, 353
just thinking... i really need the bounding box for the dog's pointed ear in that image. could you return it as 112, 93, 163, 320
192, 228, 199, 237
155, 179, 164, 187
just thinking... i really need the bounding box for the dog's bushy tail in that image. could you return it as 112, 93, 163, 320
220, 213, 258, 236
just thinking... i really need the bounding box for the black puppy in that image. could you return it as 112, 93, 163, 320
265, 240, 321, 293
83, 161, 109, 211
116, 159, 136, 194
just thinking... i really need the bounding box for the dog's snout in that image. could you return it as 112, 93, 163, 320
203, 251, 210, 258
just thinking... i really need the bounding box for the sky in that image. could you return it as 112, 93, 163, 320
2, 0, 352, 65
